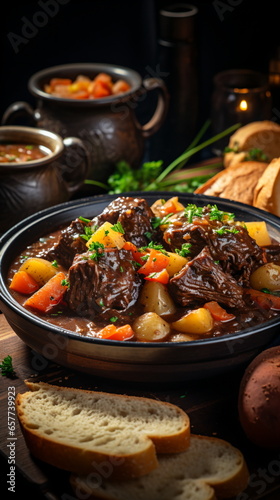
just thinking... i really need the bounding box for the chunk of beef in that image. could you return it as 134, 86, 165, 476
43, 218, 88, 269
208, 226, 265, 286
66, 248, 142, 317
263, 243, 280, 264
164, 220, 212, 258
164, 214, 264, 286
168, 246, 244, 309
91, 196, 162, 247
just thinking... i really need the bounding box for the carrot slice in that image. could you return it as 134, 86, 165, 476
145, 268, 170, 285
91, 81, 111, 98
204, 301, 235, 322
97, 324, 134, 341
138, 249, 169, 276
245, 288, 280, 310
122, 241, 147, 265
23, 272, 68, 313
9, 270, 40, 295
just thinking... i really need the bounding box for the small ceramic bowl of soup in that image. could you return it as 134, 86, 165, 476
0, 125, 90, 233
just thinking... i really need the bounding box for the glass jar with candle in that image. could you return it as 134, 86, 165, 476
211, 69, 272, 154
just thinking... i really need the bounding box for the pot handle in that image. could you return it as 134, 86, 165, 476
60, 137, 90, 195
139, 78, 169, 138
1, 101, 39, 125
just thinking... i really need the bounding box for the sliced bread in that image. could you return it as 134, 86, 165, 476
16, 381, 190, 478
71, 434, 249, 500
224, 120, 280, 167
253, 157, 280, 216
194, 161, 268, 205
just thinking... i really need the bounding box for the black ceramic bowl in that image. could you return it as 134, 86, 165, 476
1, 192, 280, 382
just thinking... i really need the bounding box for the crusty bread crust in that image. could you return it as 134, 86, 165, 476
227, 120, 280, 156
194, 161, 268, 205
16, 381, 190, 479
253, 158, 280, 216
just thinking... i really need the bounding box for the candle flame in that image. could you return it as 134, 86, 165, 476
239, 99, 248, 111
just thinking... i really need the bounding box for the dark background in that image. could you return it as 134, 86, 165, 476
2, 0, 280, 164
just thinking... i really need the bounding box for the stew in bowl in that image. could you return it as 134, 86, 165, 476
6, 195, 280, 343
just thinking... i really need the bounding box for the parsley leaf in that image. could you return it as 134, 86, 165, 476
0, 355, 16, 378
175, 243, 192, 257
88, 241, 105, 260
214, 226, 240, 235
80, 225, 94, 242
111, 222, 125, 234
151, 213, 174, 229
208, 204, 235, 222
185, 204, 203, 222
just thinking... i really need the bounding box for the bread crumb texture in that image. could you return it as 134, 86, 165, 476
17, 383, 189, 455
72, 434, 249, 500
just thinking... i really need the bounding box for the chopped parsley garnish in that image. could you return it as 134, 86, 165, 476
110, 316, 118, 323
175, 243, 192, 257
184, 203, 235, 223
0, 355, 16, 378
185, 204, 203, 222
80, 225, 94, 242
214, 226, 240, 235
88, 241, 105, 260
51, 260, 58, 268
61, 279, 70, 287
151, 213, 174, 229
141, 254, 150, 261
140, 242, 168, 255
208, 204, 235, 222
111, 222, 125, 234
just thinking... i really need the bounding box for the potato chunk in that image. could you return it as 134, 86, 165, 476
250, 263, 280, 291
139, 281, 176, 316
171, 308, 214, 335
166, 252, 188, 276
245, 221, 271, 246
19, 257, 58, 286
86, 222, 125, 249
133, 312, 170, 342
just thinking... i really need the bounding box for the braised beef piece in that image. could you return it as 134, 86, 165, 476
164, 221, 212, 258
164, 212, 264, 286
43, 218, 88, 269
91, 196, 162, 247
207, 226, 265, 286
168, 246, 245, 309
66, 248, 142, 318
263, 243, 280, 264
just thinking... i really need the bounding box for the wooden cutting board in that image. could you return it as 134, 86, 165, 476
1, 312, 280, 500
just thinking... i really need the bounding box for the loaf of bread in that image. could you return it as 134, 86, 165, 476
224, 120, 280, 168
194, 161, 268, 205
16, 381, 190, 478
253, 157, 280, 216
71, 434, 249, 500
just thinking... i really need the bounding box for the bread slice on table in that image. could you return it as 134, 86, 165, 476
224, 120, 280, 168
194, 161, 268, 205
71, 434, 249, 500
253, 157, 280, 216
15, 381, 190, 479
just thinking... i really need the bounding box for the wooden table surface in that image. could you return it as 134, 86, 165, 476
1, 312, 280, 500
